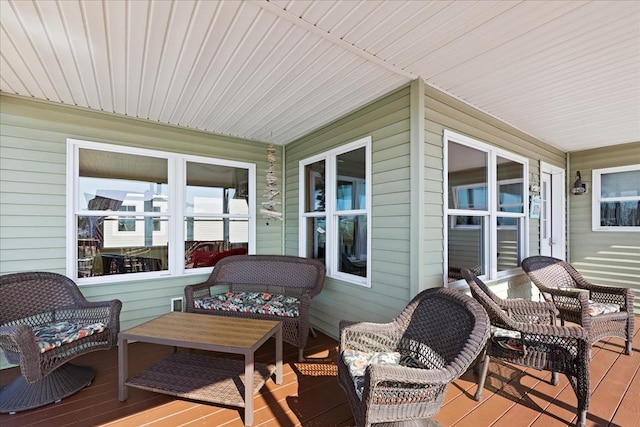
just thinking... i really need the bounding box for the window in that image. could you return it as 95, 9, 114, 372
444, 131, 528, 283
299, 136, 371, 286
67, 139, 255, 283
118, 205, 137, 231
592, 165, 640, 231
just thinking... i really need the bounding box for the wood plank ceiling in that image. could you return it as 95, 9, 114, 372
1, 0, 638, 152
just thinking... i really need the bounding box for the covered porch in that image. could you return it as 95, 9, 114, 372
1, 321, 637, 427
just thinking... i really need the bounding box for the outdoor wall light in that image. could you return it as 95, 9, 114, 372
571, 170, 587, 195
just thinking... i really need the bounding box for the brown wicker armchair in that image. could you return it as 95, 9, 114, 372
338, 287, 490, 427
184, 255, 325, 361
463, 269, 590, 427
0, 272, 121, 413
522, 256, 635, 355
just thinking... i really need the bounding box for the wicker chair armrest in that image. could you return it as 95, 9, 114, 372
0, 324, 43, 382
506, 304, 558, 325
541, 287, 590, 311
0, 324, 38, 353
184, 281, 217, 308
367, 363, 455, 386
339, 320, 400, 353
517, 322, 588, 340
585, 285, 634, 309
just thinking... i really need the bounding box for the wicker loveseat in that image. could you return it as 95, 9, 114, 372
184, 255, 326, 361
338, 287, 490, 427
0, 272, 122, 413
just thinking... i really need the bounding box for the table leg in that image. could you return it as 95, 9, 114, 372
275, 324, 283, 384
118, 337, 128, 401
244, 352, 254, 426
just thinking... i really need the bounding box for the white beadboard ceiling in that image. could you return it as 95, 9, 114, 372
1, 0, 638, 152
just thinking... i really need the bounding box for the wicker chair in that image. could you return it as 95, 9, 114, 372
338, 287, 490, 427
184, 254, 325, 361
522, 256, 635, 355
462, 269, 590, 427
0, 272, 121, 413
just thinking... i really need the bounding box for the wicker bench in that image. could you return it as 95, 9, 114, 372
184, 255, 325, 361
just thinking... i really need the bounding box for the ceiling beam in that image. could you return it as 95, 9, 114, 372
251, 0, 418, 81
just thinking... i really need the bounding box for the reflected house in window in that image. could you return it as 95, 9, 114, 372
71, 142, 254, 280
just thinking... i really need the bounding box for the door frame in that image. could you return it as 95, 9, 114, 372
540, 162, 566, 260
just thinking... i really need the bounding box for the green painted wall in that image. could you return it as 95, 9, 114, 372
568, 142, 640, 314
284, 86, 413, 338
0, 94, 283, 368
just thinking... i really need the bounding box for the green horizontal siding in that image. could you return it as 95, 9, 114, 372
0, 94, 282, 369
285, 85, 413, 337
569, 142, 640, 314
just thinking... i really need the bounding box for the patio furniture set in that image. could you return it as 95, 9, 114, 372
0, 255, 635, 427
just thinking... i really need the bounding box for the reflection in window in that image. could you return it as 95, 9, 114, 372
446, 131, 527, 282
184, 162, 249, 269
70, 141, 254, 282
300, 138, 370, 285
76, 149, 169, 278
592, 166, 640, 230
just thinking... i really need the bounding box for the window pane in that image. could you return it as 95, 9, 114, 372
448, 215, 485, 279
186, 162, 248, 214
183, 218, 248, 269
497, 217, 523, 271
448, 142, 487, 210
600, 202, 640, 226
497, 157, 523, 213
338, 215, 367, 276
305, 161, 325, 212
337, 147, 366, 211
304, 217, 326, 261
79, 149, 168, 212
601, 171, 640, 198
77, 215, 168, 277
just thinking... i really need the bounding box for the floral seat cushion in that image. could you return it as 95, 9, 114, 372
194, 292, 300, 317
341, 349, 430, 401
33, 321, 106, 353
587, 301, 620, 316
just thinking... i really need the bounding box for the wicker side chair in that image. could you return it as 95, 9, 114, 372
338, 287, 490, 427
462, 269, 590, 427
0, 272, 121, 413
522, 256, 635, 355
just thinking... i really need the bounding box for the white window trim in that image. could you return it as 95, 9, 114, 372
443, 130, 529, 285
298, 136, 372, 287
592, 164, 640, 232
66, 138, 256, 285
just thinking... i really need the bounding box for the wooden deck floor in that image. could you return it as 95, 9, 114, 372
1, 318, 638, 427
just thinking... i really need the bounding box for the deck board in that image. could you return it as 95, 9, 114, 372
1, 317, 638, 427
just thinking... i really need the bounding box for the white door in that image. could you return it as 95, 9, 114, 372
540, 163, 565, 259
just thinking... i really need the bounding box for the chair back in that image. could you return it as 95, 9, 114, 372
522, 256, 579, 290
0, 272, 87, 325
204, 254, 326, 297
399, 288, 489, 371
462, 269, 514, 331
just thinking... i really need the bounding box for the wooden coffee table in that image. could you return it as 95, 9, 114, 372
118, 312, 282, 426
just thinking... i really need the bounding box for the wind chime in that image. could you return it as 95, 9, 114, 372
261, 144, 282, 225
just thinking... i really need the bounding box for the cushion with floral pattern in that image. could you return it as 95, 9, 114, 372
587, 301, 620, 316
194, 292, 300, 317
33, 321, 106, 353
341, 349, 431, 400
